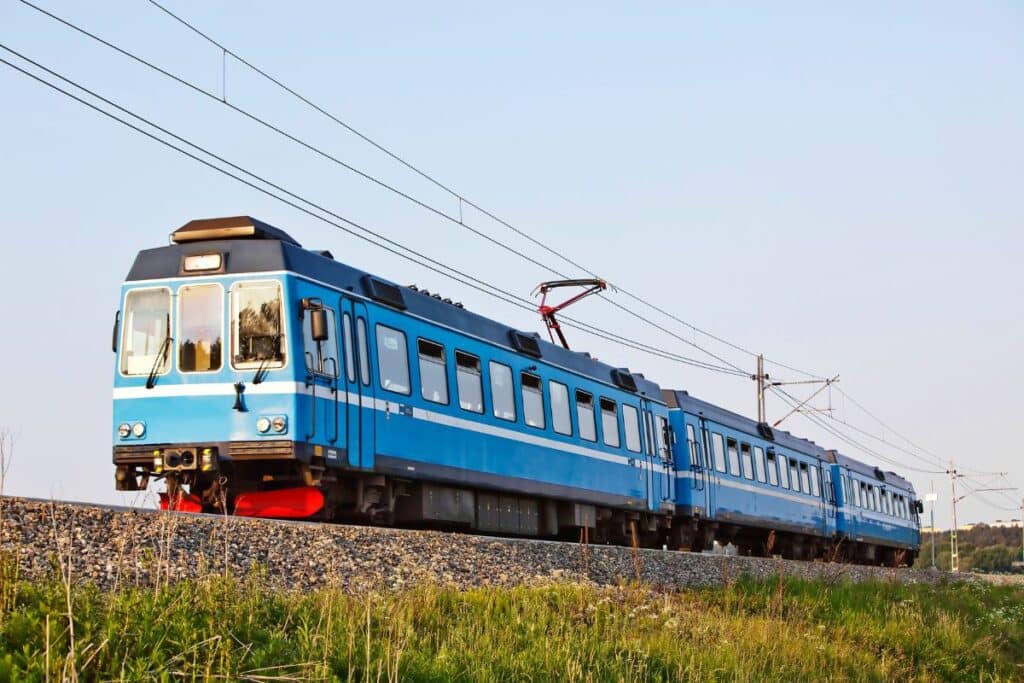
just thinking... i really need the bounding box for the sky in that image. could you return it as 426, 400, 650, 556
0, 1, 1021, 528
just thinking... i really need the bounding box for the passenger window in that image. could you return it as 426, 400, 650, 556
766, 452, 779, 486
375, 325, 410, 394
686, 424, 699, 468
857, 482, 865, 508
809, 464, 820, 497
549, 381, 571, 435
658, 416, 672, 462
231, 281, 285, 369
489, 362, 516, 421
778, 455, 790, 489
622, 405, 642, 453
790, 460, 801, 492
725, 439, 739, 476
356, 318, 370, 385
798, 464, 810, 494
455, 352, 483, 413
600, 398, 620, 448
417, 339, 448, 404
873, 487, 881, 511
342, 314, 355, 382
711, 433, 726, 473
521, 373, 545, 429
576, 391, 596, 441
178, 283, 223, 373
303, 306, 339, 377
740, 443, 754, 480
753, 447, 766, 483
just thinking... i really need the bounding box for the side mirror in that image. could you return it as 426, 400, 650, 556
915, 500, 924, 514
111, 311, 120, 353
310, 308, 329, 342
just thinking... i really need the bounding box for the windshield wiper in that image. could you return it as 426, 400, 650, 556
252, 333, 281, 384
146, 333, 172, 390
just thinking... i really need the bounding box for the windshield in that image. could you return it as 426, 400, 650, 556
121, 288, 171, 375
178, 284, 223, 372
231, 281, 286, 368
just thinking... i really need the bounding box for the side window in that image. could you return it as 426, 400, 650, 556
711, 433, 726, 473
489, 362, 516, 421
600, 398, 620, 448
178, 283, 223, 373
356, 318, 370, 385
576, 391, 596, 441
658, 416, 672, 461
766, 451, 779, 486
778, 455, 790, 489
549, 381, 572, 435
455, 352, 483, 413
809, 464, 820, 497
726, 439, 740, 476
521, 373, 545, 429
342, 313, 355, 382
375, 324, 410, 394
622, 405, 642, 453
303, 307, 339, 377
231, 281, 285, 369
840, 474, 848, 504
740, 443, 754, 480
856, 481, 865, 508
753, 446, 766, 483
686, 424, 699, 468
873, 486, 881, 511
790, 459, 801, 493
417, 339, 448, 404
799, 463, 811, 494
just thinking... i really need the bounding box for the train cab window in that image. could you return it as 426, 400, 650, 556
177, 284, 223, 373
356, 318, 370, 385
790, 460, 802, 493
726, 439, 740, 476
375, 325, 410, 394
455, 352, 483, 413
777, 455, 790, 489
766, 452, 779, 486
303, 307, 339, 377
342, 314, 355, 382
576, 391, 596, 441
549, 381, 572, 435
753, 447, 766, 483
417, 339, 448, 404
231, 281, 285, 369
600, 398, 620, 448
622, 405, 642, 453
809, 464, 820, 497
521, 373, 545, 429
711, 433, 726, 473
686, 425, 699, 468
121, 287, 172, 376
489, 362, 516, 421
740, 443, 754, 480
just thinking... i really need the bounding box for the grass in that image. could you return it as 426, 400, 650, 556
0, 560, 1021, 682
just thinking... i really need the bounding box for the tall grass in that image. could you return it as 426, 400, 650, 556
0, 560, 1020, 682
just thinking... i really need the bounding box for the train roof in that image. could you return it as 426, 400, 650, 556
829, 450, 916, 493
665, 390, 829, 459
126, 216, 665, 401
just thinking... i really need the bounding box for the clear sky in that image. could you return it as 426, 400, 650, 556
1, 1, 1021, 528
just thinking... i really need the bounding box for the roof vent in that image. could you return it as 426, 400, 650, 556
757, 422, 775, 441
509, 330, 542, 358
611, 369, 638, 393
874, 467, 886, 481
171, 216, 300, 246
363, 276, 406, 310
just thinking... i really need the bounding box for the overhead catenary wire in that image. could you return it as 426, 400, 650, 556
0, 44, 748, 381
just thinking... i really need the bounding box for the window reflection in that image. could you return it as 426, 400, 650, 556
121, 288, 170, 375
178, 284, 222, 372
232, 282, 285, 368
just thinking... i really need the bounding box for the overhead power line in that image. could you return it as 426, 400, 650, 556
0, 44, 747, 382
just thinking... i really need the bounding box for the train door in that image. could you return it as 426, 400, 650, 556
697, 417, 716, 519
639, 401, 665, 511
821, 463, 837, 537
339, 297, 375, 470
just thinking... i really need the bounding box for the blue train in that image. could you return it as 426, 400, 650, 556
112, 216, 921, 565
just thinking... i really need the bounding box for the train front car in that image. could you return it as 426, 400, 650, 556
113, 216, 678, 542
112, 217, 316, 516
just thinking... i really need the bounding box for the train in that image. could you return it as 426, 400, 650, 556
112, 216, 921, 565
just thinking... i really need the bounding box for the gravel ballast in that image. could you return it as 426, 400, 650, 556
0, 497, 962, 592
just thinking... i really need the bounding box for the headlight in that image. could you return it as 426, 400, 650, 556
256, 417, 271, 433
271, 416, 287, 432
117, 423, 131, 438
131, 422, 146, 438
